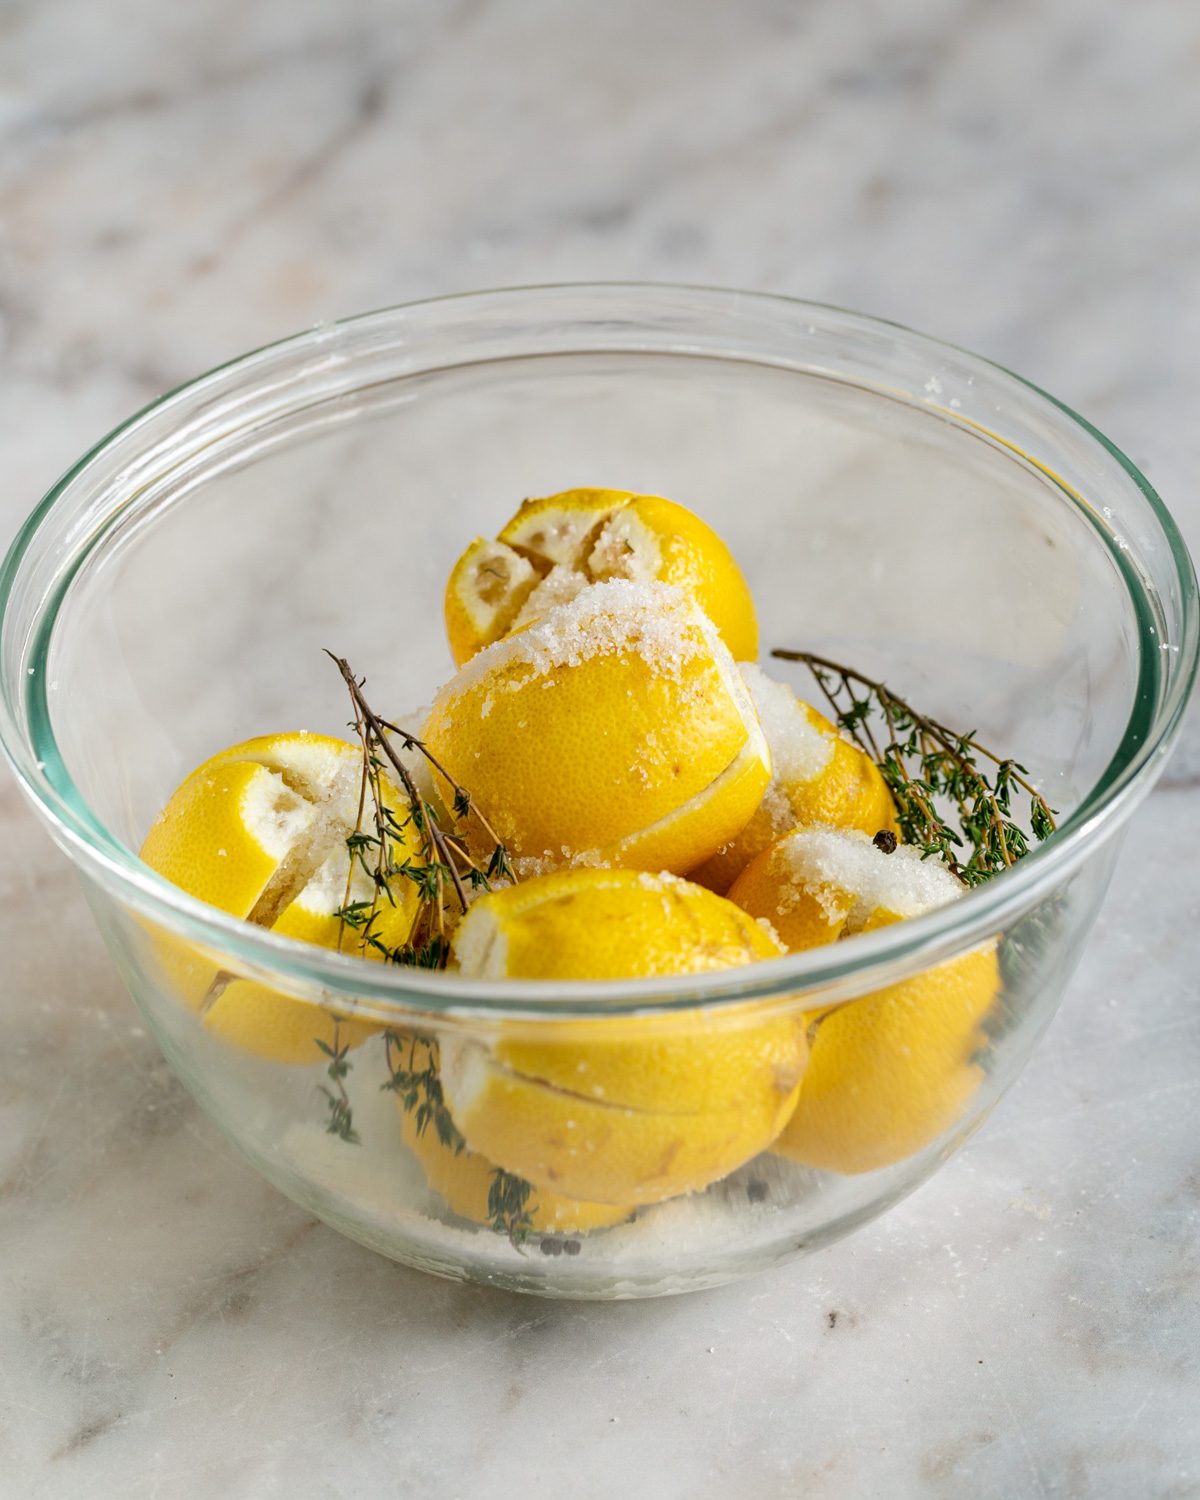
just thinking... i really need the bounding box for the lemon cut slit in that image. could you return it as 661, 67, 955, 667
140, 733, 419, 1062
444, 488, 758, 666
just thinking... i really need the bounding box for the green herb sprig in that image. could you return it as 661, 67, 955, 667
326, 653, 515, 969
316, 1017, 360, 1143
771, 650, 1057, 886
487, 1169, 535, 1246
381, 1031, 464, 1152
310, 661, 537, 1225
382, 1031, 538, 1244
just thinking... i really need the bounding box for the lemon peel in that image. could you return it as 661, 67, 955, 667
727, 825, 999, 1174
140, 733, 418, 1063
438, 869, 806, 1205
424, 580, 771, 877
444, 488, 758, 665
398, 1106, 632, 1234
691, 665, 898, 893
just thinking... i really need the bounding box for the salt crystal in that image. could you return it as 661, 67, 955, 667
740, 664, 835, 835
741, 665, 834, 786
454, 579, 708, 686
512, 563, 591, 629
781, 826, 962, 933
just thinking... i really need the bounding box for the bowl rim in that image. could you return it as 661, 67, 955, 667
1, 282, 1197, 1019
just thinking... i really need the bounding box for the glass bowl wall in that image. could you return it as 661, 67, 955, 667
1, 287, 1194, 1297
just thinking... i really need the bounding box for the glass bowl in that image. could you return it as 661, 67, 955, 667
1, 285, 1195, 1300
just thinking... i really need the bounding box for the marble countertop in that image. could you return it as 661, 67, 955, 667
2, 2, 1198, 1495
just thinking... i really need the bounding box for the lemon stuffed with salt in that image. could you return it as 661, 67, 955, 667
727, 826, 999, 1173
436, 867, 806, 1206
691, 665, 898, 893
140, 732, 418, 1063
423, 579, 771, 877
444, 487, 758, 666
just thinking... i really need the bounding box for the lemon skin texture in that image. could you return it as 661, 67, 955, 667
692, 683, 898, 895
444, 488, 758, 666
440, 869, 807, 1206
424, 580, 771, 879
777, 919, 1000, 1175
140, 732, 417, 1064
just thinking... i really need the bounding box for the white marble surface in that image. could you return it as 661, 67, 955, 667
2, 1, 1199, 1495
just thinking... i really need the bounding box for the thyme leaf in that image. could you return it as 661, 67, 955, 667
487, 1168, 535, 1247
771, 649, 1058, 885
318, 1017, 360, 1144
325, 652, 516, 971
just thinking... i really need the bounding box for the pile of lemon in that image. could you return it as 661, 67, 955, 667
142, 488, 999, 1232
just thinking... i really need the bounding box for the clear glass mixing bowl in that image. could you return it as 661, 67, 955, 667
1, 286, 1195, 1298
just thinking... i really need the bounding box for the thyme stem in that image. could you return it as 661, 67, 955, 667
324, 651, 516, 971
772, 648, 1058, 886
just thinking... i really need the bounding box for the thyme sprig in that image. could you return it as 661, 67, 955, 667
771, 649, 1057, 886
325, 652, 516, 969
316, 1017, 360, 1143
382, 1031, 537, 1244
313, 660, 536, 1230
487, 1169, 535, 1247
381, 1031, 464, 1152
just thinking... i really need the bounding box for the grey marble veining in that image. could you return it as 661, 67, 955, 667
1, 1, 1198, 1495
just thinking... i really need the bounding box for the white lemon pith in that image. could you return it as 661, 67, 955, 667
444, 488, 759, 666
140, 733, 418, 1062
423, 579, 772, 877
691, 665, 899, 893
727, 826, 1000, 1173
438, 868, 807, 1206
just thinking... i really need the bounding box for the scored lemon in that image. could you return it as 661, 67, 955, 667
727, 826, 999, 1173
691, 665, 898, 893
140, 732, 418, 1063
399, 1107, 632, 1235
423, 578, 772, 878
444, 487, 758, 666
437, 868, 806, 1206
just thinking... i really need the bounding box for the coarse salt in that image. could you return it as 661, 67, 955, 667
454, 579, 709, 686
780, 826, 962, 933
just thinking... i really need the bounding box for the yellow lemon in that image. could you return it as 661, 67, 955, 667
140, 732, 418, 1063
399, 1107, 632, 1235
444, 488, 758, 666
691, 665, 898, 893
438, 868, 806, 1206
727, 825, 999, 1173
780, 923, 998, 1174
424, 579, 771, 877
